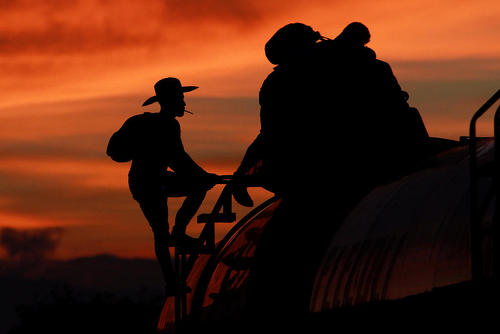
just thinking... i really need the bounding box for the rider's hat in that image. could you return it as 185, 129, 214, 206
142, 77, 198, 106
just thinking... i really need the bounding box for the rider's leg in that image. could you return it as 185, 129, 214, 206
138, 197, 176, 284
163, 172, 208, 240
171, 189, 207, 239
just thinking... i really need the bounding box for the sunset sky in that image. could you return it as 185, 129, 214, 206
0, 0, 499, 259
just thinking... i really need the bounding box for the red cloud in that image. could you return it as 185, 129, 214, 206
0, 0, 290, 55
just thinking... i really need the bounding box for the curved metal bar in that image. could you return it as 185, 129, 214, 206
469, 89, 500, 282
469, 90, 500, 136
189, 196, 279, 321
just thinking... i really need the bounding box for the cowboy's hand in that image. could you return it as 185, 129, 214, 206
202, 173, 222, 190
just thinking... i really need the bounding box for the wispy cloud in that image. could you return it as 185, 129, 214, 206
0, 0, 287, 55
2, 0, 497, 108
0, 0, 291, 106
392, 58, 500, 81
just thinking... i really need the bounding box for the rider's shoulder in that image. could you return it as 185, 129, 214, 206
122, 112, 159, 129
128, 112, 159, 121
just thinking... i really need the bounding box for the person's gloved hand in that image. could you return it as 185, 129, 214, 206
201, 173, 223, 191
232, 173, 254, 207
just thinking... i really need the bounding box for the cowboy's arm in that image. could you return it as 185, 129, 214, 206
169, 126, 207, 177
234, 133, 264, 176
171, 149, 206, 176
230, 133, 264, 208
168, 121, 221, 189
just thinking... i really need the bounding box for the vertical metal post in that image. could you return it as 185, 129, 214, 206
174, 248, 181, 330
181, 253, 188, 320
469, 125, 481, 281
174, 249, 189, 332
223, 184, 233, 215
494, 106, 500, 281
206, 221, 215, 251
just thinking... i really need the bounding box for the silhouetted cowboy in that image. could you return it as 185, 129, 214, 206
109, 77, 219, 295
315, 22, 429, 188
238, 22, 430, 320
235, 23, 334, 321
233, 23, 323, 203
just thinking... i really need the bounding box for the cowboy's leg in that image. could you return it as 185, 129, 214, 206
173, 189, 207, 236
138, 197, 176, 284
164, 172, 207, 236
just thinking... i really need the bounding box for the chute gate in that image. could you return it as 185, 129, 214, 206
173, 176, 237, 331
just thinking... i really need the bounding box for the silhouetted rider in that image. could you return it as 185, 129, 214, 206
109, 77, 219, 295
236, 23, 430, 320
233, 23, 323, 203
235, 22, 428, 204
315, 22, 429, 188
234, 24, 331, 321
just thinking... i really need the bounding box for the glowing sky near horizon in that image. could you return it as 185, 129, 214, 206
0, 0, 499, 259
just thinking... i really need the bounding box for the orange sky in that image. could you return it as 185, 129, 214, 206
0, 0, 499, 259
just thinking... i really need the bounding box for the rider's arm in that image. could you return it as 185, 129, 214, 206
234, 133, 264, 176
169, 120, 208, 177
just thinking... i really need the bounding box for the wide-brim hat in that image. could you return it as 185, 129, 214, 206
142, 77, 198, 106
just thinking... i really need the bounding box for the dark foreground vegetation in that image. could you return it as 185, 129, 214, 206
9, 285, 163, 334
1, 255, 164, 334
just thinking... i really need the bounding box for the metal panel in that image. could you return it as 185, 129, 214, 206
198, 202, 280, 320
310, 140, 495, 312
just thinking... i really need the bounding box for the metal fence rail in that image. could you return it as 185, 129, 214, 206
469, 89, 500, 281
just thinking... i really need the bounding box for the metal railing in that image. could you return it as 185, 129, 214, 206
469, 88, 500, 282
173, 175, 265, 331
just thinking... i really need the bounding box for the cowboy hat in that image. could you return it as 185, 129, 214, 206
142, 77, 198, 106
